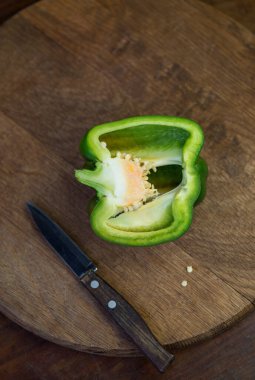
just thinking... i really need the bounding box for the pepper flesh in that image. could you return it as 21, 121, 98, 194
75, 116, 208, 246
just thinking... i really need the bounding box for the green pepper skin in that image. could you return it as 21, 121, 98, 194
195, 157, 208, 205
76, 116, 207, 246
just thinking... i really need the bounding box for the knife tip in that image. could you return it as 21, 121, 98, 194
26, 201, 36, 213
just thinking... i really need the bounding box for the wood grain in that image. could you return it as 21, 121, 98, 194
0, 0, 38, 24
2, 0, 255, 35
0, 0, 255, 360
203, 0, 255, 34
1, 310, 255, 379
1, 112, 252, 355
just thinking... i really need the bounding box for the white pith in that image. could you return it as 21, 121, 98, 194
103, 151, 158, 212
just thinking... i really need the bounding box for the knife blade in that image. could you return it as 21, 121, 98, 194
27, 202, 97, 277
27, 202, 174, 372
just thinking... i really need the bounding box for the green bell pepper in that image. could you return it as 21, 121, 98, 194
75, 116, 207, 246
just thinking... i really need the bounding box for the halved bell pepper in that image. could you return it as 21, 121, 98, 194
75, 116, 207, 246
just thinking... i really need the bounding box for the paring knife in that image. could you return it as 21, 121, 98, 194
27, 202, 174, 372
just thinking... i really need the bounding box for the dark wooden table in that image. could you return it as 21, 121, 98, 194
0, 1, 255, 379
1, 310, 255, 379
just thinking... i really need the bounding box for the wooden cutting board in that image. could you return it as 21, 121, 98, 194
0, 0, 254, 356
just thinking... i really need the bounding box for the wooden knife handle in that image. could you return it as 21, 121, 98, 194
81, 271, 174, 372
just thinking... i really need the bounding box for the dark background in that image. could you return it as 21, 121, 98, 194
0, 1, 255, 379
0, 0, 255, 34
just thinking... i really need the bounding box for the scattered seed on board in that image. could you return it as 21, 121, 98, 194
181, 280, 188, 287
187, 266, 193, 273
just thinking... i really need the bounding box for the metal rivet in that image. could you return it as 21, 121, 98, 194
108, 300, 117, 309
90, 280, 99, 289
